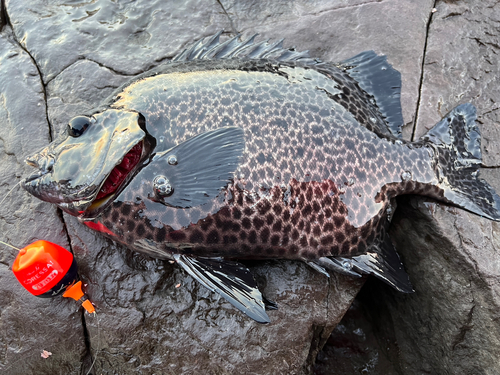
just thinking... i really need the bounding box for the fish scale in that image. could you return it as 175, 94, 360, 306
22, 33, 500, 323
116, 66, 432, 211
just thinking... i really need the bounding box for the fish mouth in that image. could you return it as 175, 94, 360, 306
21, 139, 147, 218
84, 140, 144, 215
22, 141, 144, 211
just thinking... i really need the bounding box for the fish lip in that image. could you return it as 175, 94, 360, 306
21, 170, 96, 211
23, 170, 46, 183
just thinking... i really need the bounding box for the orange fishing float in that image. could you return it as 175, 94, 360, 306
0, 186, 99, 374
10, 240, 95, 313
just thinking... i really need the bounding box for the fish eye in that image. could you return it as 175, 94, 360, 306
67, 116, 91, 138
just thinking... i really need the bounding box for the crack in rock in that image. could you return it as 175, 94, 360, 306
306, 0, 385, 16
442, 11, 466, 20
80, 309, 96, 375
1, 15, 93, 372
216, 0, 237, 34
452, 304, 475, 350
0, 0, 8, 31
45, 56, 137, 87
5, 36, 53, 140
412, 1, 437, 141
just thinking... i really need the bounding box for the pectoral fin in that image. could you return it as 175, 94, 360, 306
150, 126, 245, 209
174, 254, 270, 323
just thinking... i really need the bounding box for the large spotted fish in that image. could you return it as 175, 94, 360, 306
22, 33, 500, 323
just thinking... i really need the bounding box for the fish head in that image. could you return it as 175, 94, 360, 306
22, 109, 147, 216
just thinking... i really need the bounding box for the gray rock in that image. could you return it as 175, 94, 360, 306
222, 0, 435, 132
46, 60, 130, 131
314, 298, 401, 375
1, 2, 5, 30
415, 0, 500, 167
317, 0, 500, 373
0, 30, 86, 374
65, 213, 363, 374
4, 0, 232, 83
361, 196, 500, 375
360, 1, 500, 373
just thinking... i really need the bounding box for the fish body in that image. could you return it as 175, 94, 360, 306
22, 33, 500, 322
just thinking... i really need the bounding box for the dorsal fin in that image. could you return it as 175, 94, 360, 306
172, 33, 404, 138
172, 31, 315, 64
338, 51, 404, 137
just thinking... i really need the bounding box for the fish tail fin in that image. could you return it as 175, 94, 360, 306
421, 103, 500, 221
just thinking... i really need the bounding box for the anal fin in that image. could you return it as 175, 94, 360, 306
335, 235, 414, 293
174, 255, 270, 323
308, 257, 363, 278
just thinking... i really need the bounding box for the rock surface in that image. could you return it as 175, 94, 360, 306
314, 297, 401, 375
1, 0, 499, 374
0, 31, 86, 375
321, 1, 500, 374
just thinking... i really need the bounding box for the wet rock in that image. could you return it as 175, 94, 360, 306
2, 0, 499, 374
0, 30, 86, 374
1, 1, 6, 30
415, 0, 500, 167
222, 0, 435, 131
314, 298, 401, 375
352, 1, 500, 374
315, 1, 500, 373
46, 60, 130, 129
358, 196, 500, 375
321, 193, 500, 374
4, 0, 232, 83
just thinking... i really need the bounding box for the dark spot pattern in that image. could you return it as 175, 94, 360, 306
89, 57, 446, 262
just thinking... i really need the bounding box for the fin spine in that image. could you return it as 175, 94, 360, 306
172, 32, 315, 65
